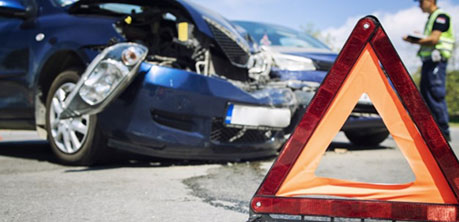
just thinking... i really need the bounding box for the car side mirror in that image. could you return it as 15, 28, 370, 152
0, 0, 34, 19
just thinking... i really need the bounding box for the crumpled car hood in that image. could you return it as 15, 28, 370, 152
69, 0, 254, 56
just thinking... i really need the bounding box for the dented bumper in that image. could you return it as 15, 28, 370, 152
94, 62, 295, 160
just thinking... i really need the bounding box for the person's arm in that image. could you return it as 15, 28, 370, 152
417, 30, 442, 45
403, 30, 442, 45
403, 14, 449, 46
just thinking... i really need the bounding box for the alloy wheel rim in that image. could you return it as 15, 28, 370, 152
49, 82, 91, 154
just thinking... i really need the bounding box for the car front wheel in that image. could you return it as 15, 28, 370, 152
46, 69, 105, 165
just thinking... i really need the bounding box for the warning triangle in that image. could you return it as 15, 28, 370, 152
250, 16, 459, 222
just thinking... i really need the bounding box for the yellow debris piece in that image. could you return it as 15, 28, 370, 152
124, 16, 132, 24
178, 22, 189, 41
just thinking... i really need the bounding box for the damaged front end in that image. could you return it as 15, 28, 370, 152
58, 0, 323, 159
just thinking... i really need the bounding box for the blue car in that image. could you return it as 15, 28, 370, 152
0, 0, 386, 165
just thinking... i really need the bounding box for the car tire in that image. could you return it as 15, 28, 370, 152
45, 69, 106, 165
344, 129, 389, 147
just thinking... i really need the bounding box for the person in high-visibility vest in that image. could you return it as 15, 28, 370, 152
403, 0, 455, 142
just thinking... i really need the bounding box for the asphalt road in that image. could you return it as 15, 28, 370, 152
0, 128, 458, 222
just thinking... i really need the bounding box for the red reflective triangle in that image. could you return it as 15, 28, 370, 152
250, 16, 459, 221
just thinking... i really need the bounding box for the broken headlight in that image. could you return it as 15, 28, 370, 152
79, 59, 128, 105
59, 43, 148, 119
79, 44, 148, 105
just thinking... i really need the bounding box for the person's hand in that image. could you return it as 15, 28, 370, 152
403, 35, 418, 44
403, 35, 411, 42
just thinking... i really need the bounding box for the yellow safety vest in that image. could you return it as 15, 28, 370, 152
418, 9, 455, 60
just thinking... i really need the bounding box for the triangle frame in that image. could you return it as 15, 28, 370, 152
250, 16, 459, 221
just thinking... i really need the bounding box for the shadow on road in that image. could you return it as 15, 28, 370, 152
0, 140, 237, 171
0, 140, 59, 163
0, 139, 390, 171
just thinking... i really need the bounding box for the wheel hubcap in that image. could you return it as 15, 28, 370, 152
49, 82, 90, 154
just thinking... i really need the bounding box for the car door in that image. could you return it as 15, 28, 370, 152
0, 0, 36, 128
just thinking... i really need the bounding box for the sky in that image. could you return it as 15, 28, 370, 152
191, 0, 459, 72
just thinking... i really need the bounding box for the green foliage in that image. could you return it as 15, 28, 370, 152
450, 116, 459, 126
412, 70, 459, 117
446, 70, 459, 117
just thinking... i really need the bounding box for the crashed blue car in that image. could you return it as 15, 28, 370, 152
0, 0, 302, 165
0, 0, 386, 165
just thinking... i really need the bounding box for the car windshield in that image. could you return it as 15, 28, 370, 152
234, 21, 330, 50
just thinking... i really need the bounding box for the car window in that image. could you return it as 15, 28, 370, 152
234, 21, 330, 50
54, 0, 79, 7
98, 3, 143, 14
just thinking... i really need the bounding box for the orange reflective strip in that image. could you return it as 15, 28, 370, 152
276, 44, 457, 204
